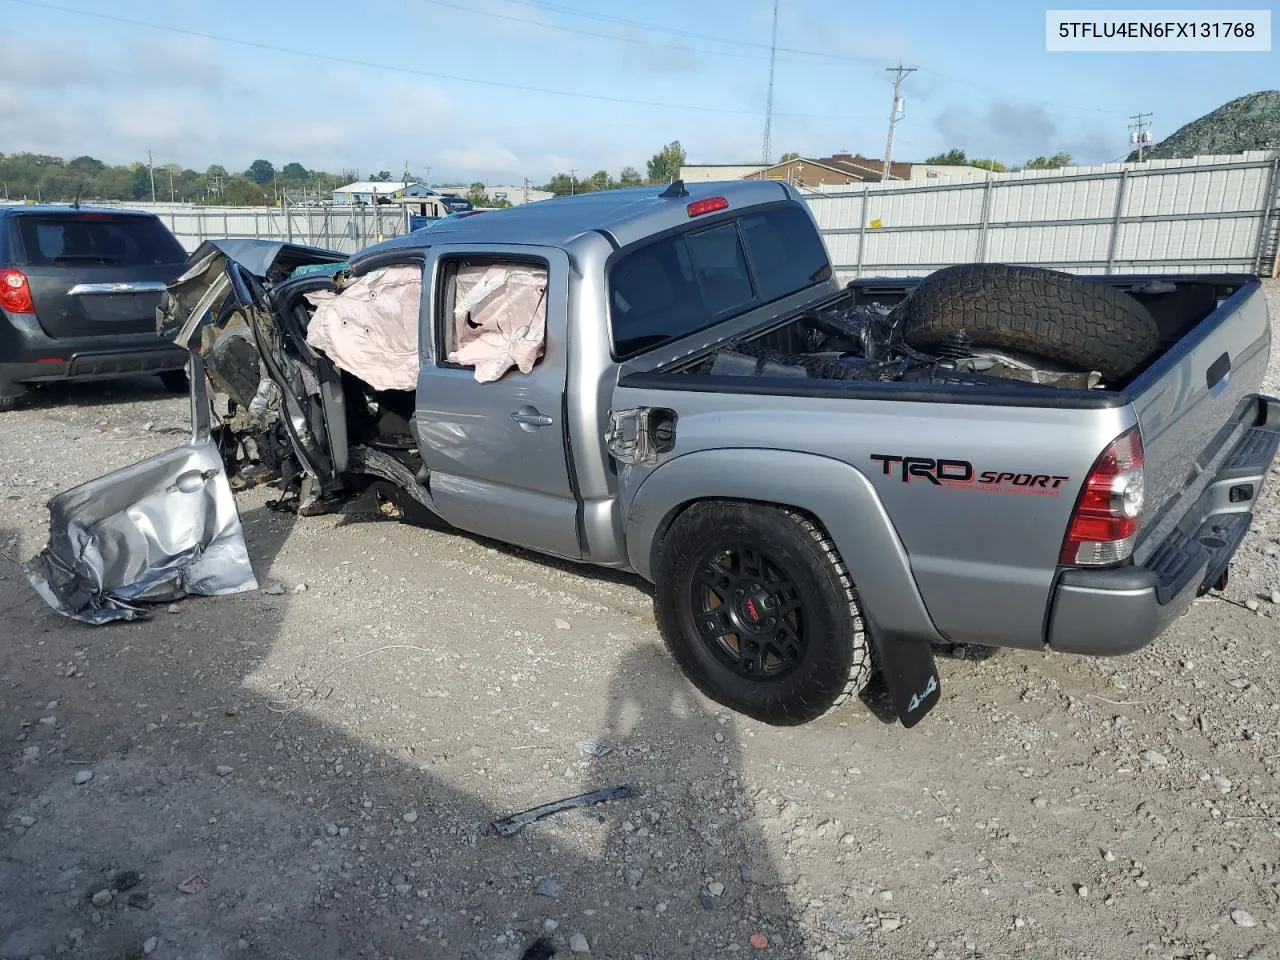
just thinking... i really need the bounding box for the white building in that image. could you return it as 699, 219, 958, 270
483, 185, 554, 206
331, 181, 436, 205
680, 163, 770, 182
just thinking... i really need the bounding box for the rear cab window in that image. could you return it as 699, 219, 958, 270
608, 203, 831, 358
13, 214, 187, 267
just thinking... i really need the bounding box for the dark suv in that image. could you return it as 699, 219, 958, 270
0, 205, 190, 410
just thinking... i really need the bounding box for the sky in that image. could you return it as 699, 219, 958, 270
2, 0, 1277, 185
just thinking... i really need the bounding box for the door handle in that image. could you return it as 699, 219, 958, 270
511, 408, 553, 428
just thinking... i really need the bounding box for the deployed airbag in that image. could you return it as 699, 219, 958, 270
448, 263, 548, 383
305, 265, 423, 391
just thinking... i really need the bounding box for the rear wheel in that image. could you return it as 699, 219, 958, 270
654, 501, 873, 725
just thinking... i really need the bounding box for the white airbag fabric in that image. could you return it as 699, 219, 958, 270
305, 265, 422, 391
448, 264, 548, 383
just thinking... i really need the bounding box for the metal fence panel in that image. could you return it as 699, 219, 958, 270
80, 154, 1280, 278
89, 200, 409, 254
804, 151, 1280, 279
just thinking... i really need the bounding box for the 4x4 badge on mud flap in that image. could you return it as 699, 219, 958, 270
907, 674, 938, 715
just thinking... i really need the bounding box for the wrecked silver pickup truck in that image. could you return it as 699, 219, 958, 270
28, 180, 1279, 728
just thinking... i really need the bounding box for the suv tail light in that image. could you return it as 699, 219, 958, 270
0, 269, 35, 314
1060, 426, 1145, 567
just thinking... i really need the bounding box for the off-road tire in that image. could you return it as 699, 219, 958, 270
897, 263, 1159, 382
0, 390, 21, 412
654, 501, 873, 725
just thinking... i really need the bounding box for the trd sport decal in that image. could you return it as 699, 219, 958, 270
869, 455, 1070, 496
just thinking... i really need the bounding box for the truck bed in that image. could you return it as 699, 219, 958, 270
613, 274, 1273, 650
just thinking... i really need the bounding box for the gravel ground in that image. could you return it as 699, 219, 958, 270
2, 281, 1279, 960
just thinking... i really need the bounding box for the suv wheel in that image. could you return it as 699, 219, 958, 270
654, 501, 873, 725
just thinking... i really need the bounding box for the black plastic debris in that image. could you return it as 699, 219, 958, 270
490, 785, 638, 837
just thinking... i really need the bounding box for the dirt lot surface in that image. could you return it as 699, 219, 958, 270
2, 280, 1279, 960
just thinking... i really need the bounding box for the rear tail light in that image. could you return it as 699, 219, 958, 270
1060, 426, 1145, 567
0, 269, 35, 314
687, 197, 729, 217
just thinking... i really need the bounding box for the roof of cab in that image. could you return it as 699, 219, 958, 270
353, 180, 795, 260
0, 204, 159, 219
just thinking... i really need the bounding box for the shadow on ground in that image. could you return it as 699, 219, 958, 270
0, 507, 806, 960
6, 376, 183, 414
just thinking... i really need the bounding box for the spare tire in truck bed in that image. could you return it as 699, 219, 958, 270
896, 263, 1160, 382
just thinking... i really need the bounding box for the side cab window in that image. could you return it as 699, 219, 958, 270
435, 257, 550, 383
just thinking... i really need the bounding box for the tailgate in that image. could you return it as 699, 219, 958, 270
9, 213, 186, 338
1129, 281, 1272, 564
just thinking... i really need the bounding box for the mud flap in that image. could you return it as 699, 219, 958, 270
871, 633, 941, 728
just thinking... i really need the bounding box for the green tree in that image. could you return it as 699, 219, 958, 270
588, 170, 611, 192
1024, 152, 1073, 170
223, 176, 268, 204
970, 158, 1007, 172
245, 159, 275, 184
281, 162, 309, 180
370, 170, 393, 182
779, 151, 801, 162
646, 140, 686, 182
68, 155, 105, 177
541, 173, 580, 197
467, 181, 488, 206
618, 166, 643, 186
924, 148, 967, 164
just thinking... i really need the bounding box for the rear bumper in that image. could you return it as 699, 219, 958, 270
1047, 394, 1280, 656
0, 308, 185, 388
1, 349, 188, 385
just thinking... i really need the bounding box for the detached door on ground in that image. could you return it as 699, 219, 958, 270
415, 246, 579, 559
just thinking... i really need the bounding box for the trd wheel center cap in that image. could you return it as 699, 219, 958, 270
735, 591, 773, 633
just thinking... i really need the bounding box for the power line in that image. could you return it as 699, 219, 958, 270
417, 0, 827, 66
495, 0, 869, 63
6, 0, 877, 122
474, 0, 1131, 115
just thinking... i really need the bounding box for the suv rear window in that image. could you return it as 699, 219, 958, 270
608, 204, 830, 358
13, 215, 187, 267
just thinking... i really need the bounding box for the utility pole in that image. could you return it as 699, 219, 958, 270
1129, 112, 1153, 162
880, 64, 916, 182
761, 0, 779, 165
147, 150, 157, 202
523, 176, 530, 204
168, 166, 175, 202
570, 169, 577, 196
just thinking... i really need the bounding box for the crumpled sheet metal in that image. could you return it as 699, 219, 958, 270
25, 440, 258, 624
448, 263, 548, 383
304, 265, 422, 392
